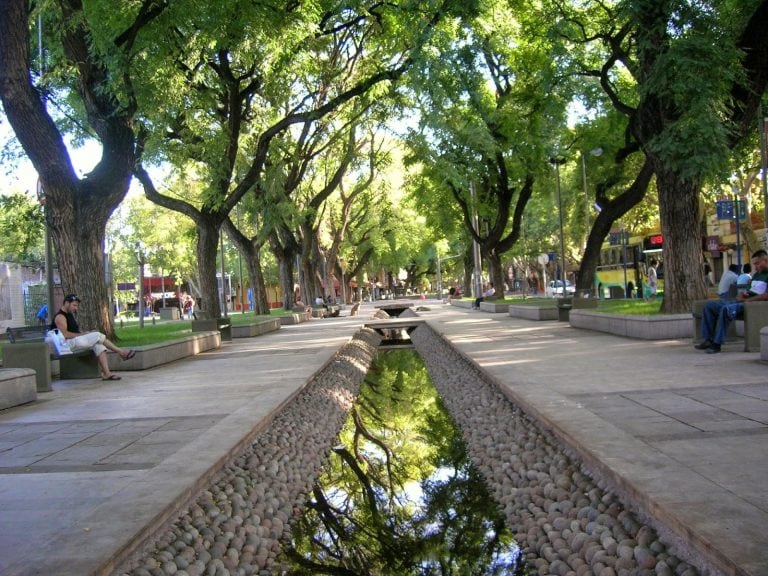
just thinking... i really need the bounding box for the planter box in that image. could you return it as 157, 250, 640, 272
107, 330, 221, 371
508, 304, 558, 321
231, 318, 281, 338
569, 309, 693, 339
450, 300, 474, 309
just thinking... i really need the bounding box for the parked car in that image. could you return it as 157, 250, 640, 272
546, 280, 576, 297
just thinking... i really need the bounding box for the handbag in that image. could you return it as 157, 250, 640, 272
45, 329, 73, 355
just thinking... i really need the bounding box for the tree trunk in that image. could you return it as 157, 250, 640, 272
655, 167, 707, 313
196, 221, 223, 318
245, 252, 270, 315
487, 250, 504, 299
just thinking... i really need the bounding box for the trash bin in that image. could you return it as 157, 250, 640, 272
608, 286, 625, 299
557, 297, 572, 322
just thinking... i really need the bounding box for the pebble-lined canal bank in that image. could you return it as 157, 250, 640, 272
118, 323, 711, 576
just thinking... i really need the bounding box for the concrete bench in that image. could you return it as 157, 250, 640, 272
191, 317, 232, 341
230, 317, 280, 338
692, 299, 768, 352
3, 326, 100, 391
508, 304, 558, 320
0, 368, 37, 410
311, 305, 340, 318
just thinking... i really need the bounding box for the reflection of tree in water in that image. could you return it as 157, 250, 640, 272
279, 350, 526, 575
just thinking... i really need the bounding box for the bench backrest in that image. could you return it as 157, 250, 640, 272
6, 326, 46, 343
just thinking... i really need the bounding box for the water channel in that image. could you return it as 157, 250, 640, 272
275, 349, 525, 575
121, 326, 703, 576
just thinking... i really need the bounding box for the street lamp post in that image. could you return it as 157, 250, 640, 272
550, 156, 568, 294
134, 242, 146, 329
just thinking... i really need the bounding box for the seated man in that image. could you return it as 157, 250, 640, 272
52, 294, 135, 380
696, 250, 768, 354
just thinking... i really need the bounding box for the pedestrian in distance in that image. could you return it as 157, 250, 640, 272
51, 294, 136, 380
695, 250, 768, 354
645, 259, 658, 300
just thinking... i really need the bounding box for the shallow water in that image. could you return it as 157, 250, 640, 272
276, 349, 525, 575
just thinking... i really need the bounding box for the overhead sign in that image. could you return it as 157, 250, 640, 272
716, 199, 746, 221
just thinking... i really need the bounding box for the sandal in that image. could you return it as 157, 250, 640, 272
123, 350, 136, 360
102, 374, 122, 381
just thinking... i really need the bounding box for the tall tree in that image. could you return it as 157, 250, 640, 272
0, 0, 167, 334
134, 0, 463, 317
551, 0, 768, 311
406, 3, 565, 296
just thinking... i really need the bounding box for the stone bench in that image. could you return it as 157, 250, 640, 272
106, 331, 221, 371
478, 301, 510, 313
311, 305, 341, 318
3, 326, 100, 391
760, 326, 768, 361
0, 368, 37, 410
280, 310, 312, 325
508, 304, 558, 320
230, 317, 281, 338
191, 317, 232, 341
692, 299, 768, 351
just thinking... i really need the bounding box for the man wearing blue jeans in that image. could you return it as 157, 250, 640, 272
696, 250, 768, 354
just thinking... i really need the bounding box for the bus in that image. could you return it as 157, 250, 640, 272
595, 232, 663, 298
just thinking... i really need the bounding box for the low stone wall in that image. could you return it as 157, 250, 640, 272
449, 299, 474, 309
107, 331, 221, 372
231, 318, 281, 338
569, 309, 693, 340
508, 304, 558, 321
0, 367, 36, 410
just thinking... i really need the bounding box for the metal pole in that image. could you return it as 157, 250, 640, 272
760, 105, 768, 235
552, 158, 567, 292
137, 251, 144, 329
621, 226, 628, 297
220, 231, 227, 317
734, 189, 742, 268
581, 153, 589, 250
470, 182, 483, 298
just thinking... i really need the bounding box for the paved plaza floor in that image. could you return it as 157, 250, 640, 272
0, 302, 766, 575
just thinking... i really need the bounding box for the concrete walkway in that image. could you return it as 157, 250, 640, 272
1, 302, 766, 576
0, 314, 364, 576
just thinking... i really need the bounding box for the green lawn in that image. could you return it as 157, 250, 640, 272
595, 299, 663, 315
113, 310, 283, 346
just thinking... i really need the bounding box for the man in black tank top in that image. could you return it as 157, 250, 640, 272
52, 294, 136, 380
